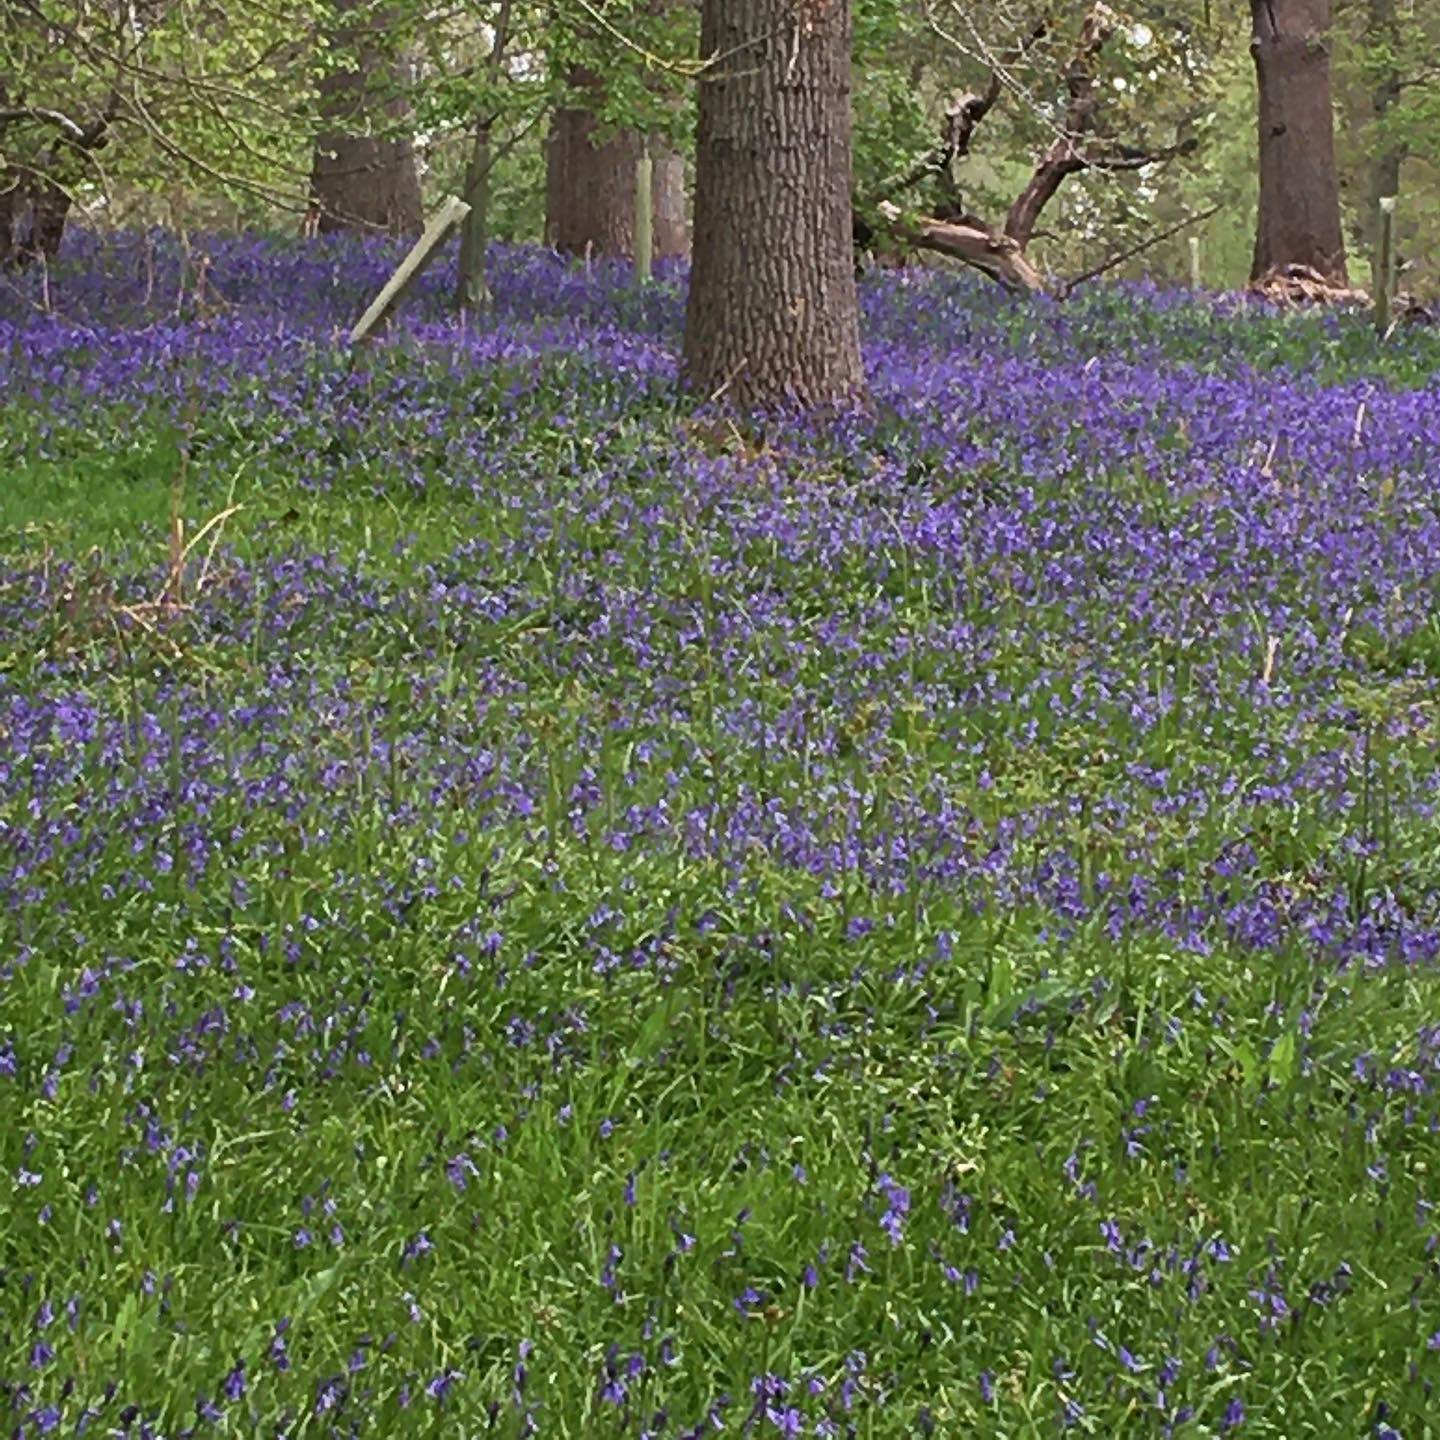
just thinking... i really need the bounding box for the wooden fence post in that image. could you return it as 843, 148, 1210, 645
349, 195, 470, 345
634, 154, 654, 287
1188, 235, 1201, 290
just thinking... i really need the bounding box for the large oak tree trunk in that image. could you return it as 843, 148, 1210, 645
1250, 0, 1348, 284
310, 0, 423, 237
545, 68, 687, 259
682, 0, 864, 408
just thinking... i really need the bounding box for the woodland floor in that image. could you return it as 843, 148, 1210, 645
3, 235, 1440, 1437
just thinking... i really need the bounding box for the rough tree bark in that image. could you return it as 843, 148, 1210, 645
310, 0, 424, 237
545, 67, 687, 260
682, 0, 864, 407
1250, 0, 1348, 284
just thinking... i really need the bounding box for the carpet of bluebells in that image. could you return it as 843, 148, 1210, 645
4, 231, 1440, 1439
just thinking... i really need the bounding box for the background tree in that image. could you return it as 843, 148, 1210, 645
682, 0, 863, 406
310, 0, 424, 235
855, 3, 1207, 291
1335, 0, 1440, 279
543, 0, 693, 262
1249, 0, 1348, 284
2, 0, 1437, 301
0, 0, 128, 264
545, 68, 688, 260
1, 0, 330, 259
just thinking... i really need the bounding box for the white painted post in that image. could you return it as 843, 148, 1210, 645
634, 153, 654, 287
1188, 235, 1202, 290
349, 194, 470, 344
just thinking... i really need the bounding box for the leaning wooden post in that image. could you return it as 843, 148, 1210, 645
350, 195, 470, 345
634, 153, 654, 287
1374, 195, 1396, 338
1188, 235, 1202, 290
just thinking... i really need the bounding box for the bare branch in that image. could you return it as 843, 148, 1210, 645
0, 107, 90, 143
861, 3, 1202, 296
875, 201, 1045, 292
1005, 2, 1118, 246
1060, 202, 1221, 296
863, 13, 1047, 213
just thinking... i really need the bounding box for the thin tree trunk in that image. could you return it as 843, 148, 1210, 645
0, 170, 18, 267
545, 67, 688, 260
21, 170, 70, 261
310, 0, 424, 237
682, 0, 864, 407
0, 66, 23, 266
456, 121, 492, 311
455, 0, 511, 309
1250, 0, 1348, 284
1366, 0, 1403, 249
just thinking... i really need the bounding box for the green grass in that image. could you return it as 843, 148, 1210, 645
4, 355, 1440, 1437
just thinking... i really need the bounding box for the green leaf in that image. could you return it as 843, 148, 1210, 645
1268, 1031, 1297, 1088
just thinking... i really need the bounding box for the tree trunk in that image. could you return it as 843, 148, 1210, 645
1365, 0, 1403, 250
455, 0, 511, 308
545, 67, 688, 260
456, 121, 493, 311
1250, 0, 1348, 284
0, 170, 18, 268
651, 147, 687, 260
682, 0, 864, 408
310, 0, 424, 237
19, 171, 70, 261
0, 66, 23, 266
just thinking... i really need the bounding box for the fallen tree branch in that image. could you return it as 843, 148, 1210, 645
876, 202, 1045, 292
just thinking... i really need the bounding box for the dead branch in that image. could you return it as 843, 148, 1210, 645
1060, 202, 1221, 296
944, 15, 1049, 163
862, 14, 1047, 215
868, 2, 1203, 295
1004, 2, 1118, 247
876, 202, 1045, 292
1250, 265, 1371, 308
